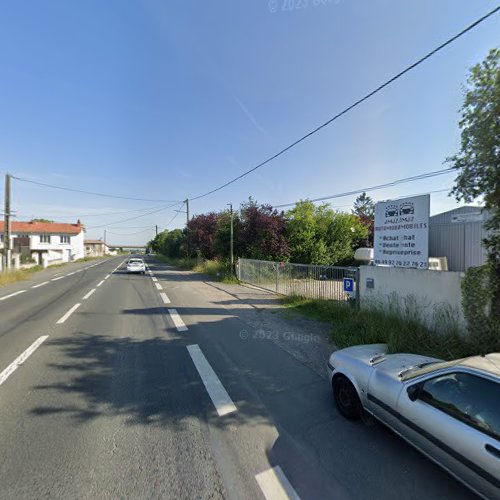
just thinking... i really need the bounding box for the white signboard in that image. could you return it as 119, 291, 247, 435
374, 194, 430, 269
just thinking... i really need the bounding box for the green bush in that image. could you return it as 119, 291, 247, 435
462, 264, 500, 352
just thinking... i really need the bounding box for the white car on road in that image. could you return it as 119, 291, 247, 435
126, 258, 146, 274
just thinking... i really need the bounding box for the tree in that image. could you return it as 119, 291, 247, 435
352, 192, 375, 246
240, 200, 289, 261
213, 210, 243, 260
447, 48, 500, 319
286, 200, 367, 265
186, 212, 221, 259
31, 218, 54, 223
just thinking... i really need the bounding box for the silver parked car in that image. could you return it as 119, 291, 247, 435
327, 344, 500, 499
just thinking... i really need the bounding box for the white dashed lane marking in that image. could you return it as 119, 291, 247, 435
187, 344, 236, 417
155, 283, 162, 291
51, 277, 64, 281
0, 290, 27, 301
167, 308, 187, 332
159, 292, 170, 304
255, 466, 301, 500
56, 303, 81, 324
96, 280, 105, 287
0, 336, 49, 387
82, 288, 96, 300
32, 282, 49, 289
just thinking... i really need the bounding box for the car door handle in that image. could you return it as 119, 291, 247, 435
485, 444, 500, 459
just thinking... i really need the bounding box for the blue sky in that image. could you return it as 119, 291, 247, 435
0, 0, 499, 245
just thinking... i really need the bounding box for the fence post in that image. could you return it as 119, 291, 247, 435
275, 262, 279, 293
355, 267, 361, 309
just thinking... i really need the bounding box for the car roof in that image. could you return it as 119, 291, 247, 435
404, 353, 500, 381
458, 353, 500, 376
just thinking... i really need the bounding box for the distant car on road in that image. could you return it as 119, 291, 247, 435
327, 344, 500, 499
126, 258, 146, 274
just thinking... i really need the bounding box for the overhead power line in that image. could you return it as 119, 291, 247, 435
156, 205, 184, 233
10, 204, 169, 220
273, 168, 454, 208
105, 227, 155, 236
188, 5, 500, 202
11, 175, 181, 203
87, 202, 180, 229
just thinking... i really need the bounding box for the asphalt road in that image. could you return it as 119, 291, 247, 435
0, 256, 478, 499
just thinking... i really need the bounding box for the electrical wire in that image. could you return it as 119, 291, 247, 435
11, 175, 182, 203
105, 228, 155, 236
10, 204, 169, 220
273, 168, 454, 208
156, 205, 184, 233
188, 5, 500, 202
86, 202, 181, 229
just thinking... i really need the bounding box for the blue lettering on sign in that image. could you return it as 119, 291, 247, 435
343, 278, 354, 293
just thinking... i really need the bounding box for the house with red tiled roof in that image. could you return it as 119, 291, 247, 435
0, 220, 85, 266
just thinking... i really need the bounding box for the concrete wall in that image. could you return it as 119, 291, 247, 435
359, 265, 465, 331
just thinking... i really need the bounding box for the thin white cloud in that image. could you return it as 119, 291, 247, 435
231, 94, 267, 135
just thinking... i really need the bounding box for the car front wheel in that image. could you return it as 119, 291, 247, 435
333, 375, 362, 420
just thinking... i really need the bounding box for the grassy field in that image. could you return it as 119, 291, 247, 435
281, 295, 497, 360
153, 255, 239, 284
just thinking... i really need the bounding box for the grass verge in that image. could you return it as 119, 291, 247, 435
0, 255, 111, 287
154, 255, 239, 284
0, 266, 43, 287
281, 295, 497, 360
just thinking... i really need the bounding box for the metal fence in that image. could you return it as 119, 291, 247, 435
237, 258, 359, 302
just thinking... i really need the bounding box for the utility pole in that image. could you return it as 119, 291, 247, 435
104, 229, 107, 245
185, 199, 190, 257
227, 203, 234, 271
3, 174, 11, 270
155, 225, 158, 236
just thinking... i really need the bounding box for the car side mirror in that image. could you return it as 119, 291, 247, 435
407, 385, 421, 402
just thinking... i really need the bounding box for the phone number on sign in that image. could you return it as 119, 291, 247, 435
269, 0, 334, 14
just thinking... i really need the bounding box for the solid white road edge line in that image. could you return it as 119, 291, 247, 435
67, 272, 75, 276
51, 277, 64, 281
96, 280, 105, 287
167, 308, 187, 332
255, 466, 301, 500
155, 282, 163, 290
0, 290, 27, 301
0, 336, 49, 387
186, 344, 237, 417
56, 303, 81, 324
32, 281, 49, 289
82, 288, 96, 300
104, 274, 110, 280
159, 292, 170, 304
